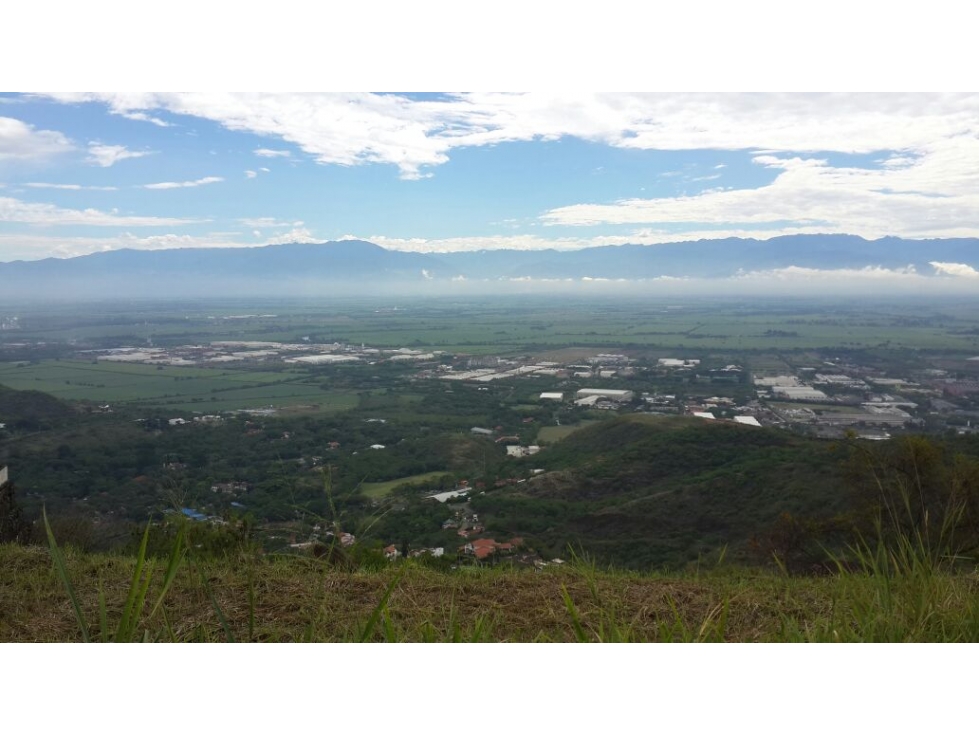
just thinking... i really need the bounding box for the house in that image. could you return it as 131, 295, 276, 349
383, 544, 400, 560
470, 427, 493, 436
168, 418, 188, 426
369, 444, 386, 450
460, 537, 520, 561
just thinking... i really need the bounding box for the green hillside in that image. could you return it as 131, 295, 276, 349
476, 415, 849, 568
0, 384, 76, 431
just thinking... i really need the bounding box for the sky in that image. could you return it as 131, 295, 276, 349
3, 92, 979, 264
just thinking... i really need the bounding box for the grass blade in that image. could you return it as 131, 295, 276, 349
116, 522, 152, 642
42, 507, 90, 643
358, 570, 403, 642
194, 559, 236, 643
147, 523, 186, 622
561, 585, 589, 642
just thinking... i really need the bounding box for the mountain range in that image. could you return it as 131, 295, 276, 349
2, 235, 977, 299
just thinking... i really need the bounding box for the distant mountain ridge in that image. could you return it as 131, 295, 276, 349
2, 235, 977, 298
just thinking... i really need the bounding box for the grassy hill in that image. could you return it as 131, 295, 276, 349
4, 541, 979, 642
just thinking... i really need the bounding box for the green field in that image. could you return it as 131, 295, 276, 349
359, 471, 453, 499
0, 359, 353, 413
7, 298, 979, 356
537, 421, 600, 444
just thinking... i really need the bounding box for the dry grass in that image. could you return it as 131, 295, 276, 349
3, 542, 978, 642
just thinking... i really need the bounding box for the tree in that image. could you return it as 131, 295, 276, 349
0, 479, 32, 544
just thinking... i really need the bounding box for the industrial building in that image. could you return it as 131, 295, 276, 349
539, 392, 564, 401
772, 386, 829, 401
575, 389, 634, 402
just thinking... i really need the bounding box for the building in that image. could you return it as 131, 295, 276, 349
575, 389, 634, 402
539, 392, 563, 401
506, 445, 541, 458
772, 386, 829, 401
470, 427, 494, 436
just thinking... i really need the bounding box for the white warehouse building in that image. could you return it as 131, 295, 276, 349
575, 389, 634, 402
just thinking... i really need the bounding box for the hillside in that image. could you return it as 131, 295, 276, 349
0, 384, 76, 431
475, 416, 849, 568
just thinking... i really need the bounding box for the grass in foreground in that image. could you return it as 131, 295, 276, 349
4, 538, 979, 642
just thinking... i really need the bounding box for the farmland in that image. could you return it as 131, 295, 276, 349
359, 471, 454, 499
0, 360, 354, 413
4, 297, 979, 357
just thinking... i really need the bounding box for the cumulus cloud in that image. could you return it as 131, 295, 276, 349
541, 143, 979, 240
0, 196, 198, 227
0, 116, 73, 161
245, 170, 257, 179
86, 143, 153, 167
930, 261, 979, 278
35, 92, 979, 183
143, 176, 223, 190
26, 182, 118, 191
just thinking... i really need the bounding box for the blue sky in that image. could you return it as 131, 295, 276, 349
2, 92, 979, 263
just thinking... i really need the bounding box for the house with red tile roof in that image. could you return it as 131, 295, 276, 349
459, 537, 522, 561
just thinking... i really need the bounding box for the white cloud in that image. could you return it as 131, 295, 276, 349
0, 226, 324, 260
0, 196, 197, 227
264, 227, 318, 245
38, 92, 979, 182
238, 217, 295, 228
341, 229, 850, 253
259, 167, 270, 172
930, 261, 979, 278
541, 141, 979, 240
119, 111, 171, 127
143, 176, 223, 190
254, 148, 291, 158
0, 116, 73, 161
86, 143, 153, 167
735, 265, 920, 281
26, 182, 118, 191
245, 170, 257, 178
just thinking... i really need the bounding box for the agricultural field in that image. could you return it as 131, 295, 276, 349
0, 359, 352, 413
537, 421, 600, 444
5, 297, 979, 356
359, 471, 454, 499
